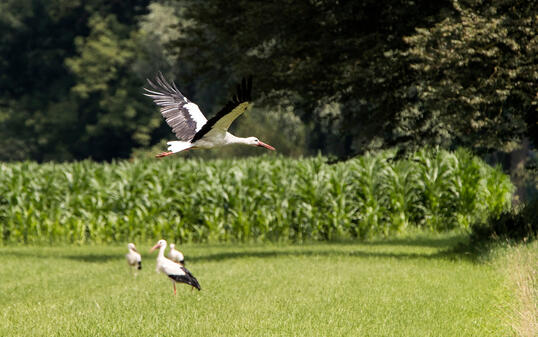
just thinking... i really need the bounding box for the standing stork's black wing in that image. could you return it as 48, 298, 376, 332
144, 73, 208, 141
168, 266, 201, 290
191, 77, 252, 143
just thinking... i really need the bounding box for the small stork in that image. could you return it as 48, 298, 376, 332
168, 243, 185, 266
150, 239, 201, 295
126, 243, 142, 272
144, 73, 276, 157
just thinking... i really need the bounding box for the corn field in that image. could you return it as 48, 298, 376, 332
0, 149, 513, 244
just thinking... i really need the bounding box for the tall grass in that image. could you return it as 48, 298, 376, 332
0, 149, 513, 244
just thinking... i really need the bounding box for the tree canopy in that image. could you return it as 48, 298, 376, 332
171, 0, 536, 156
0, 0, 535, 161
0, 0, 154, 161
398, 0, 537, 153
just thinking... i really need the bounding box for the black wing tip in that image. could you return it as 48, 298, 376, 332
236, 75, 253, 102
191, 279, 201, 291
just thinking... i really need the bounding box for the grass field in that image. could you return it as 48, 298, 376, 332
0, 233, 523, 336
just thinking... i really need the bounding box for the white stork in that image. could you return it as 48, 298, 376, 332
126, 243, 142, 272
144, 73, 276, 157
168, 243, 185, 266
150, 239, 201, 295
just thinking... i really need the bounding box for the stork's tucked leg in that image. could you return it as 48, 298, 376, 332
156, 151, 174, 158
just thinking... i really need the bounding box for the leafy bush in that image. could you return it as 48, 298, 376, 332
470, 199, 538, 243
0, 149, 513, 244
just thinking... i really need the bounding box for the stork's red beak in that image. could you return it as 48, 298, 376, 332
257, 141, 276, 151
150, 244, 160, 252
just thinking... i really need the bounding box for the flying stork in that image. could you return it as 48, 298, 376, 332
144, 73, 276, 157
168, 243, 185, 266
150, 239, 201, 295
126, 243, 142, 272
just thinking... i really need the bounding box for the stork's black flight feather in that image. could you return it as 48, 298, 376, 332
191, 77, 252, 143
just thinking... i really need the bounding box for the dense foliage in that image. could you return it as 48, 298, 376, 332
173, 0, 537, 155
1, 0, 535, 161
171, 0, 451, 155
0, 0, 154, 161
399, 0, 538, 153
0, 150, 513, 244
470, 198, 537, 243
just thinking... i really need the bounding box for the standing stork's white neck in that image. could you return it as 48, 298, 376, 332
155, 240, 167, 259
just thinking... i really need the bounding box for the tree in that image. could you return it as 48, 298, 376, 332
65, 13, 160, 160
397, 0, 537, 153
170, 0, 538, 157
169, 0, 451, 156
0, 0, 152, 161
0, 0, 88, 161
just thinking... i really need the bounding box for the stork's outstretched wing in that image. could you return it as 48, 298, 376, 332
191, 77, 252, 142
144, 73, 207, 141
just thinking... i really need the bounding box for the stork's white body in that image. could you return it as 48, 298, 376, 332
167, 132, 253, 152
168, 243, 185, 265
150, 240, 200, 295
126, 243, 142, 272
144, 74, 275, 157
155, 245, 183, 276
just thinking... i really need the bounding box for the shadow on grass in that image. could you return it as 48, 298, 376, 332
189, 249, 462, 263
1, 235, 477, 263
62, 253, 119, 263
361, 235, 464, 248
189, 235, 474, 263
0, 250, 120, 263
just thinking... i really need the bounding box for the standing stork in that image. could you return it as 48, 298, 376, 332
150, 239, 201, 295
144, 73, 276, 157
126, 243, 142, 272
168, 243, 185, 266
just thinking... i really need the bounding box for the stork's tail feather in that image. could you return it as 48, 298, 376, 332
156, 140, 194, 158
137, 261, 142, 270
164, 140, 192, 155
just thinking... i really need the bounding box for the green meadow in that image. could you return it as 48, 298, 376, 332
1, 233, 527, 337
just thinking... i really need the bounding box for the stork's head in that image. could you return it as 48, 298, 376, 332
170, 243, 175, 249
127, 243, 137, 252
150, 239, 167, 252
246, 137, 276, 151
